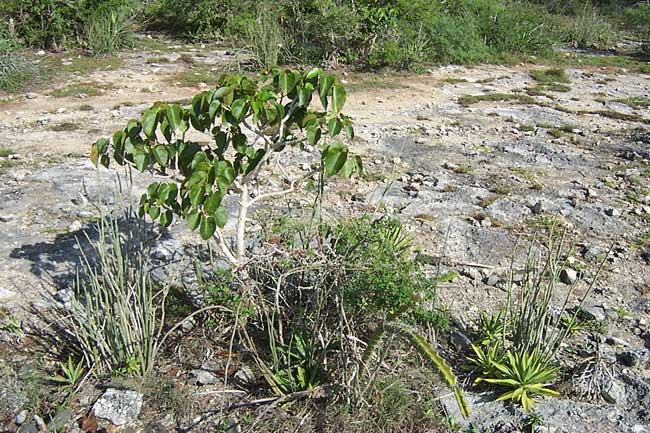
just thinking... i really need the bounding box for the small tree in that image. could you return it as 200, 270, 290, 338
91, 68, 361, 266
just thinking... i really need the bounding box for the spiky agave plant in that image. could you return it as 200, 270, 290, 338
483, 349, 560, 412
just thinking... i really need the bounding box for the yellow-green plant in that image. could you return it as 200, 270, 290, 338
482, 349, 559, 412
48, 356, 84, 387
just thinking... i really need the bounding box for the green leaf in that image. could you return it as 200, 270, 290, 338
322, 143, 348, 176
166, 105, 184, 133
187, 210, 201, 231
298, 88, 312, 107
90, 143, 99, 166
152, 145, 169, 167
147, 182, 160, 197
332, 84, 346, 113
96, 137, 109, 154
133, 150, 149, 172
344, 123, 354, 140
204, 191, 223, 213
306, 126, 321, 145
327, 117, 342, 137
189, 185, 205, 206
305, 67, 322, 81
200, 216, 216, 240
214, 206, 228, 228
318, 74, 335, 109
279, 70, 297, 95
159, 210, 173, 227
209, 100, 221, 119
231, 98, 247, 121
142, 108, 159, 139
148, 205, 160, 220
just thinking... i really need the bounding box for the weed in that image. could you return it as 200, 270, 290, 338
49, 122, 81, 132
48, 356, 84, 387
458, 93, 536, 106
48, 208, 172, 377
145, 56, 170, 63
475, 310, 508, 346
176, 53, 196, 65
613, 307, 631, 319
0, 147, 15, 157
346, 79, 408, 93
453, 164, 474, 174
479, 194, 499, 208
39, 55, 123, 77
562, 2, 616, 49
616, 96, 650, 109
49, 82, 113, 98
442, 77, 468, 84
530, 68, 570, 84
167, 67, 221, 87
85, 6, 135, 55
244, 3, 287, 68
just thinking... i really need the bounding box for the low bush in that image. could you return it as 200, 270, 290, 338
625, 3, 650, 54
242, 3, 286, 68
467, 225, 610, 411
49, 210, 170, 377
85, 6, 135, 56
0, 29, 34, 91
561, 1, 616, 49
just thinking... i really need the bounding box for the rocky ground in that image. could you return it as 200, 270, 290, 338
1, 35, 649, 432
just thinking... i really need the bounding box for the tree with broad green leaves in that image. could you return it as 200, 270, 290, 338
91, 67, 362, 266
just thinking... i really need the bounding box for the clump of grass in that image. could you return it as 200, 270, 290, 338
243, 3, 287, 68
49, 122, 80, 132
48, 209, 172, 377
175, 53, 196, 65
479, 194, 500, 208
530, 68, 570, 84
49, 82, 114, 98
616, 96, 650, 109
85, 6, 135, 56
458, 93, 536, 106
442, 77, 467, 84
0, 147, 15, 157
39, 54, 123, 77
145, 56, 170, 64
167, 68, 220, 87
0, 51, 35, 92
347, 79, 408, 93
453, 164, 473, 174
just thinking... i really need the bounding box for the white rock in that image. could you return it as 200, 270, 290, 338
93, 389, 143, 426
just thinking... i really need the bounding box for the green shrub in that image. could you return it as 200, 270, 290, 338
0, 0, 84, 49
0, 28, 34, 91
50, 210, 171, 377
243, 3, 287, 67
85, 6, 135, 55
145, 0, 253, 41
561, 1, 616, 48
429, 14, 491, 64
329, 217, 447, 327
285, 0, 362, 64
625, 3, 650, 54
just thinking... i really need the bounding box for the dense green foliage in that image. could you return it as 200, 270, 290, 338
0, 0, 645, 70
